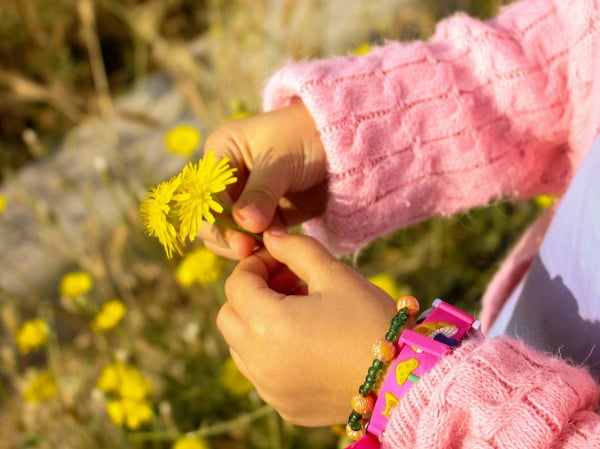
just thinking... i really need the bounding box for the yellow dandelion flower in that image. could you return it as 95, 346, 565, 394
176, 246, 225, 288
220, 356, 254, 397
59, 270, 93, 298
534, 194, 556, 209
16, 318, 49, 354
227, 99, 251, 122
226, 111, 251, 121
92, 300, 127, 333
352, 42, 372, 55
173, 435, 210, 449
140, 174, 184, 259
97, 362, 153, 400
0, 193, 6, 214
173, 150, 237, 243
106, 397, 153, 430
140, 151, 239, 258
23, 370, 57, 402
165, 125, 202, 157
368, 273, 404, 300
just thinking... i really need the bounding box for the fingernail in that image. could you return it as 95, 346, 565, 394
234, 202, 255, 222
267, 226, 287, 237
236, 203, 269, 231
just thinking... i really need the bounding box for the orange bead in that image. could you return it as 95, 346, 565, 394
372, 339, 396, 362
396, 295, 420, 317
346, 423, 365, 441
351, 393, 375, 415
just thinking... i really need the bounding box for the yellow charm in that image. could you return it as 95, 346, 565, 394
382, 391, 399, 418
396, 357, 419, 385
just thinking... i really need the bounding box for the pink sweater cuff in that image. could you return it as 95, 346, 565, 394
381, 337, 600, 449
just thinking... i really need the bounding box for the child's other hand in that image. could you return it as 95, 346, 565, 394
217, 229, 400, 426
198, 102, 328, 260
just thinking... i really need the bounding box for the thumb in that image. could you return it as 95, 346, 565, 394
233, 160, 291, 233
262, 229, 339, 286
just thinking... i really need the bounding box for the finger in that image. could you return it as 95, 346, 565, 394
224, 249, 285, 318
198, 221, 259, 260
231, 104, 317, 233
262, 229, 339, 286
229, 348, 256, 387
216, 302, 247, 347
232, 155, 293, 234
205, 113, 292, 234
268, 265, 303, 295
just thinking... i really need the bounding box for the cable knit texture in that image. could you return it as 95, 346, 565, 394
381, 338, 600, 449
263, 0, 600, 258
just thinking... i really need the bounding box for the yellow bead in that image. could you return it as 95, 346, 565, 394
346, 423, 365, 441
396, 295, 420, 317
372, 339, 396, 362
351, 394, 374, 415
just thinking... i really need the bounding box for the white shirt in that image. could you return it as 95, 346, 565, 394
487, 134, 600, 380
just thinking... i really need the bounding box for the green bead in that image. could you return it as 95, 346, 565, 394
391, 316, 407, 327
372, 359, 384, 370
349, 410, 362, 422
367, 366, 381, 377
385, 331, 400, 342
349, 419, 362, 431
359, 384, 371, 395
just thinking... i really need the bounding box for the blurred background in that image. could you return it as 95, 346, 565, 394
0, 1, 544, 448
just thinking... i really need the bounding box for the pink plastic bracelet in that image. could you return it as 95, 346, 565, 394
346, 299, 481, 449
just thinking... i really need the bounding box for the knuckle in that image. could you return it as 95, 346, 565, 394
204, 124, 247, 166
248, 184, 278, 205
215, 305, 227, 332
223, 274, 237, 300
250, 318, 276, 341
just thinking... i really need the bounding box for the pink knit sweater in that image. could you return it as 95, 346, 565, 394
262, 0, 600, 447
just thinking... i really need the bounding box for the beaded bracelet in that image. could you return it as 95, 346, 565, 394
345, 298, 481, 449
345, 295, 420, 441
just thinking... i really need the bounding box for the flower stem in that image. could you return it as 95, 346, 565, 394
214, 217, 263, 243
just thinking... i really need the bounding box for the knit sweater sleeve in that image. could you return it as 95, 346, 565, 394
381, 337, 600, 449
263, 0, 600, 255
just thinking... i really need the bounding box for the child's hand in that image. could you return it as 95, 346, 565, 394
217, 229, 401, 426
198, 102, 328, 259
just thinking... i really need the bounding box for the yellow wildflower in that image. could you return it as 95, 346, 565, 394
176, 246, 225, 287
368, 273, 403, 300
165, 125, 202, 157
534, 194, 556, 209
140, 174, 184, 259
174, 150, 238, 243
0, 193, 6, 214
23, 370, 57, 402
173, 435, 210, 449
227, 99, 251, 121
97, 362, 153, 400
140, 150, 237, 258
92, 300, 127, 333
226, 110, 251, 121
106, 397, 153, 430
16, 318, 49, 354
352, 42, 372, 55
98, 362, 154, 429
59, 270, 93, 299
220, 356, 254, 397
